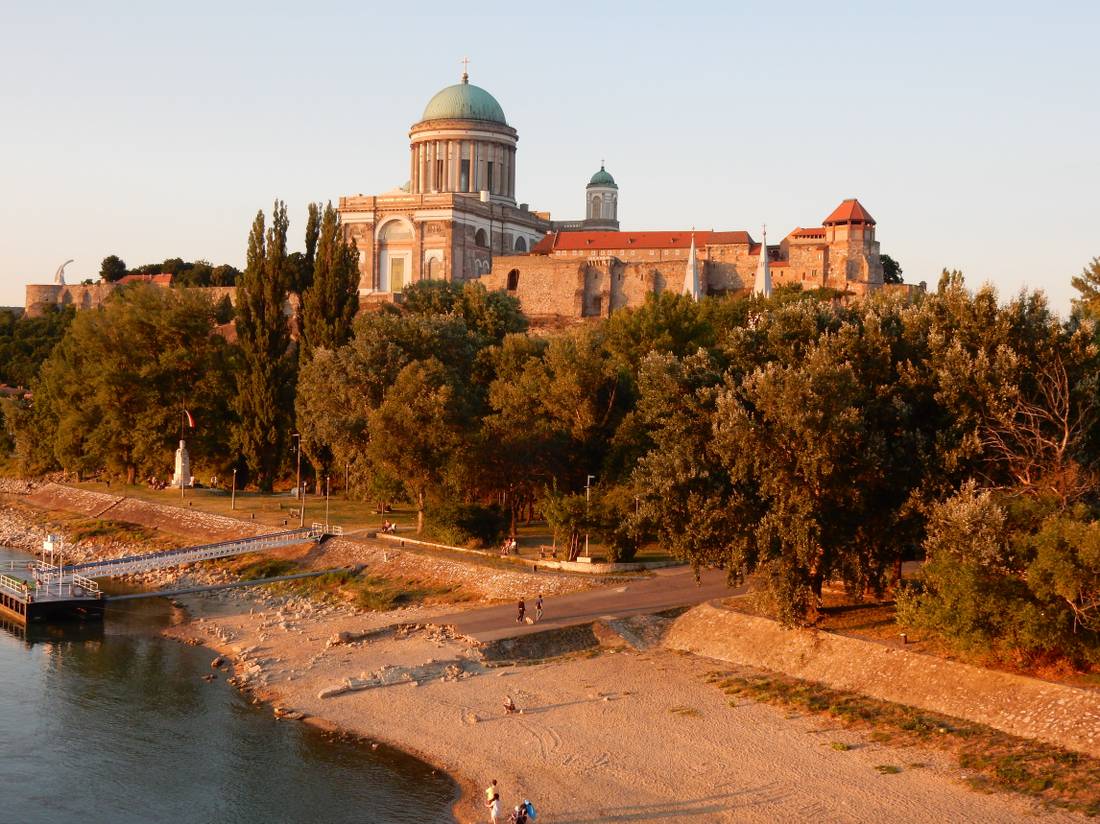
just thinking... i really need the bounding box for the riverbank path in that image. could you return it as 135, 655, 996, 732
431, 567, 744, 642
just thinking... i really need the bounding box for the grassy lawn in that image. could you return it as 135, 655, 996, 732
221, 553, 471, 610
70, 479, 418, 533
53, 480, 683, 569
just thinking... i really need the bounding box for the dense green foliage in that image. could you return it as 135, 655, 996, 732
426, 501, 507, 548
15, 286, 233, 482
103, 255, 242, 287
0, 305, 74, 387
99, 255, 127, 282
300, 202, 359, 358
12, 214, 1100, 666
232, 203, 295, 491
881, 253, 903, 284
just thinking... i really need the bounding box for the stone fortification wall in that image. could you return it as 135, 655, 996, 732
24, 283, 116, 317
24, 283, 240, 318
664, 602, 1100, 758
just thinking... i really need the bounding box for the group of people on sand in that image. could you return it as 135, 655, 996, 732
516, 594, 543, 624
500, 536, 519, 554
485, 779, 536, 823
379, 520, 398, 534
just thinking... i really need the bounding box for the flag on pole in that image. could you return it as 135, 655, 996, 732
183, 409, 194, 428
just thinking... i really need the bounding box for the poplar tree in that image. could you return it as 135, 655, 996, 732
301, 202, 359, 358
234, 201, 295, 491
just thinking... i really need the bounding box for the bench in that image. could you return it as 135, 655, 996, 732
538, 547, 558, 561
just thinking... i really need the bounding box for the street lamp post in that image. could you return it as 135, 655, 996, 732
292, 433, 303, 528
585, 474, 595, 558
231, 468, 237, 511
325, 474, 331, 528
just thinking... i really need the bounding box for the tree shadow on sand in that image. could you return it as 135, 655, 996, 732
551, 789, 761, 823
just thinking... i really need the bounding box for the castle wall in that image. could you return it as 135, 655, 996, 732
24, 283, 117, 317
24, 283, 242, 318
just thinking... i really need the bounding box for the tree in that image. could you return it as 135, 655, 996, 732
99, 255, 127, 282
301, 202, 360, 358
402, 280, 527, 345
539, 486, 592, 561
603, 290, 714, 374
0, 305, 75, 387
25, 285, 234, 483
233, 202, 295, 491
1071, 257, 1100, 319
897, 484, 1100, 666
367, 360, 462, 533
881, 254, 903, 284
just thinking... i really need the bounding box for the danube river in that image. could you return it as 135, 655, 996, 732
0, 546, 455, 823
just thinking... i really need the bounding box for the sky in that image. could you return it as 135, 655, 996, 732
1, 1, 1097, 314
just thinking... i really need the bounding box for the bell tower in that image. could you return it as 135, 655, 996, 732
584, 163, 619, 230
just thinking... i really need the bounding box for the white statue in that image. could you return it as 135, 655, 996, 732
54, 259, 74, 286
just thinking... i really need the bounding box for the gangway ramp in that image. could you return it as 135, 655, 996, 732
66, 523, 342, 579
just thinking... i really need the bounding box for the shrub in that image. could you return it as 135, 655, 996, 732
427, 502, 507, 549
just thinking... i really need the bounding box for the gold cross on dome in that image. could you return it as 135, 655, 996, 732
461, 57, 470, 79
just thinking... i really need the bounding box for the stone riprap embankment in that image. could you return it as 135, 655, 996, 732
315, 535, 599, 601
24, 482, 261, 541
0, 478, 39, 496
664, 602, 1100, 759
2, 482, 597, 608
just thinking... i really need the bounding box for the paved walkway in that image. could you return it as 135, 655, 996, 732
431, 567, 744, 642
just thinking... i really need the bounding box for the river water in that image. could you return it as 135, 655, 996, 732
0, 546, 456, 823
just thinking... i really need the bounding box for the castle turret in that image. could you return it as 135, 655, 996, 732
822, 198, 883, 285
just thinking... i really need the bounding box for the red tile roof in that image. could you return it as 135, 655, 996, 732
823, 199, 875, 226
117, 273, 174, 286
532, 230, 754, 254
789, 227, 826, 238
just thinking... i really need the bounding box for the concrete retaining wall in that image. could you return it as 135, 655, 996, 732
664, 602, 1100, 758
374, 532, 677, 574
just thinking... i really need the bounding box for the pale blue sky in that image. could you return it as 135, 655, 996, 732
1, 1, 1097, 313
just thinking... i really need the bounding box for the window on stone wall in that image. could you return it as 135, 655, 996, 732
475, 228, 487, 247
460, 160, 470, 191
507, 269, 519, 290
514, 237, 527, 252
486, 162, 494, 192
435, 159, 444, 189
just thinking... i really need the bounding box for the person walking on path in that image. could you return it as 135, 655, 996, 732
534, 594, 543, 623
516, 599, 526, 623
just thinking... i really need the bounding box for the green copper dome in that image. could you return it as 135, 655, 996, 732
421, 77, 507, 125
588, 165, 617, 188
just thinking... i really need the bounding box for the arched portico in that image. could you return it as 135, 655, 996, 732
376, 217, 415, 292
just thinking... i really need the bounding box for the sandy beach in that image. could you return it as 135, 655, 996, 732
166, 591, 1090, 824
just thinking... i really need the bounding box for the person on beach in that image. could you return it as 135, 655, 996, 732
510, 804, 528, 824
503, 695, 518, 714
485, 779, 501, 823
516, 599, 525, 623
535, 594, 543, 622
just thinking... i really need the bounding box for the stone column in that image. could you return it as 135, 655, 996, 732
410, 146, 417, 193
468, 140, 477, 192
508, 147, 516, 199
428, 141, 436, 192
449, 140, 457, 191
419, 144, 428, 196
